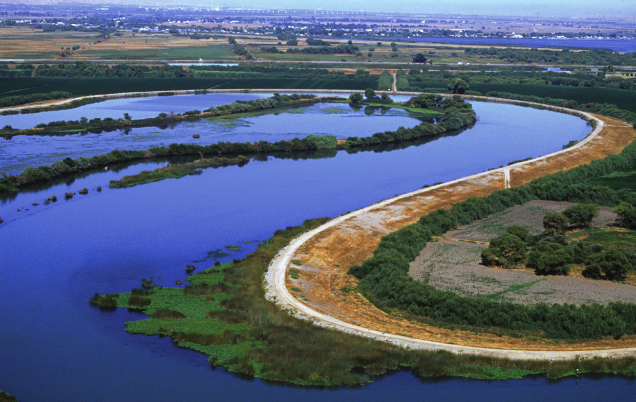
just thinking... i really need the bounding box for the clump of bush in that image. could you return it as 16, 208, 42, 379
151, 309, 186, 319
89, 293, 118, 309
128, 296, 151, 307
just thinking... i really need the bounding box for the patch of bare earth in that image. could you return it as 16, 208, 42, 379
408, 237, 636, 306
284, 113, 636, 351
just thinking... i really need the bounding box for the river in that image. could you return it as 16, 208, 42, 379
2, 94, 631, 402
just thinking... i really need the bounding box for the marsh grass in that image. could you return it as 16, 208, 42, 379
0, 390, 17, 402
109, 156, 248, 188
288, 268, 300, 279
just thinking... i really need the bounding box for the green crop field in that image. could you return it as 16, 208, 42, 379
0, 77, 230, 98
213, 78, 378, 90
408, 82, 636, 113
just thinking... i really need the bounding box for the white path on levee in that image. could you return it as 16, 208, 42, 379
264, 97, 636, 360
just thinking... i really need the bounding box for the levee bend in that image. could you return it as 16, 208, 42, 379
265, 95, 636, 360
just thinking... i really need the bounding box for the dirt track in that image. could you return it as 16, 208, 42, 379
265, 97, 636, 359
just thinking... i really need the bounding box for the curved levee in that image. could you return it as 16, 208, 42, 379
265, 96, 636, 360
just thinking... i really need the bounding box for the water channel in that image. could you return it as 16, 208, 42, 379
1, 93, 632, 401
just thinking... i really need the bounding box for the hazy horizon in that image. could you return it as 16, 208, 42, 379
8, 0, 636, 20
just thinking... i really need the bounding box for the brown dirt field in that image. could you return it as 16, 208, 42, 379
286, 111, 636, 351
408, 238, 636, 306
0, 27, 101, 58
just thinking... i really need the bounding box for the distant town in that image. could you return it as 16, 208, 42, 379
1, 3, 635, 41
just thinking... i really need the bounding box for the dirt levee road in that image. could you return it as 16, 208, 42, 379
265, 98, 636, 359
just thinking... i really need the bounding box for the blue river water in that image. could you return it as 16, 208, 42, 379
394, 37, 636, 53
0, 100, 426, 175
1, 96, 632, 402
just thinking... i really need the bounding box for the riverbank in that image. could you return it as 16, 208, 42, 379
265, 105, 636, 357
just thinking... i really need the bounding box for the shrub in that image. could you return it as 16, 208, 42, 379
481, 233, 526, 268
613, 202, 636, 229
151, 309, 186, 318
128, 296, 151, 307
583, 250, 631, 281
563, 203, 599, 229
543, 212, 569, 236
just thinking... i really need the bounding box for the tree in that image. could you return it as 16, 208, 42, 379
543, 212, 569, 236
535, 248, 571, 275
584, 250, 631, 281
364, 88, 376, 100
412, 53, 427, 63
348, 93, 363, 104
481, 233, 526, 268
613, 202, 636, 229
505, 225, 530, 242
447, 78, 469, 94
123, 113, 132, 121
563, 203, 599, 229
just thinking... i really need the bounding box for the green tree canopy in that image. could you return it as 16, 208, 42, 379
348, 93, 363, 104
365, 88, 376, 100
613, 202, 636, 229
543, 212, 569, 236
447, 78, 469, 94
563, 203, 599, 229
584, 250, 631, 281
412, 53, 427, 63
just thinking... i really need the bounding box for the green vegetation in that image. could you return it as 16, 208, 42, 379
377, 70, 393, 91
478, 90, 636, 121
587, 159, 636, 192
481, 204, 632, 280
0, 91, 72, 107
0, 391, 17, 402
350, 139, 636, 340
407, 82, 636, 115
91, 219, 636, 385
109, 156, 250, 188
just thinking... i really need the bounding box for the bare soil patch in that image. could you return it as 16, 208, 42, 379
408, 238, 636, 306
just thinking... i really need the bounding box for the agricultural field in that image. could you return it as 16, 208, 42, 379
0, 26, 102, 59
0, 77, 229, 98
408, 200, 636, 306
72, 32, 238, 60
0, 27, 546, 64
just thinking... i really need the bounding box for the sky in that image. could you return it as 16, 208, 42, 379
17, 0, 636, 20
241, 0, 634, 19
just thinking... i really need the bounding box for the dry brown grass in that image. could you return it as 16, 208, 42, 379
0, 26, 101, 58
287, 113, 636, 351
